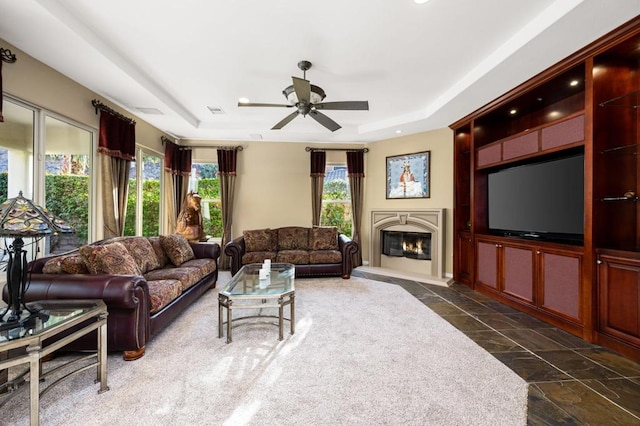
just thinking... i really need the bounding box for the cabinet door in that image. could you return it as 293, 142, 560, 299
539, 249, 582, 323
598, 254, 640, 346
456, 232, 473, 285
477, 240, 499, 289
503, 244, 535, 303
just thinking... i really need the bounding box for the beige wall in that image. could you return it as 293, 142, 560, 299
365, 129, 454, 274
186, 141, 362, 233
2, 37, 455, 276
187, 131, 454, 276
0, 39, 166, 155
1, 38, 171, 240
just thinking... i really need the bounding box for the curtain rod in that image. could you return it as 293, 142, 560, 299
160, 137, 244, 152
179, 145, 243, 151
305, 147, 369, 153
1, 47, 17, 63
91, 99, 136, 125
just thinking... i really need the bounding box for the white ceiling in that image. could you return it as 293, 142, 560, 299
1, 0, 639, 144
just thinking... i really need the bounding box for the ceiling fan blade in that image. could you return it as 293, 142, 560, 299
314, 101, 369, 111
238, 102, 292, 108
272, 111, 299, 130
309, 110, 341, 132
292, 76, 311, 104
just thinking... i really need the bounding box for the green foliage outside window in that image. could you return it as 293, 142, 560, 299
0, 172, 7, 202
321, 179, 352, 236
124, 179, 160, 237
0, 171, 89, 253
44, 174, 90, 246
195, 177, 222, 238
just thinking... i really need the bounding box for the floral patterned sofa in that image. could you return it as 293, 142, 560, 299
224, 226, 358, 279
10, 234, 220, 360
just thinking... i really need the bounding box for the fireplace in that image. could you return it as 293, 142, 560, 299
382, 231, 431, 260
369, 208, 447, 282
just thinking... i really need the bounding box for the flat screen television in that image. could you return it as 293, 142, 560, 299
488, 152, 584, 245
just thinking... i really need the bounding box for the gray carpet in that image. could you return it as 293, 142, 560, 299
5, 273, 527, 425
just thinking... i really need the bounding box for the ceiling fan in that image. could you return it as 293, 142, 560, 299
238, 60, 369, 132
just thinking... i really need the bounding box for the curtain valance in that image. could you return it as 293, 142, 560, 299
97, 109, 136, 161
164, 140, 192, 176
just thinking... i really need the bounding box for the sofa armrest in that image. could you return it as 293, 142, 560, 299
190, 241, 221, 260
9, 274, 149, 310
339, 234, 359, 278
224, 235, 246, 276
8, 273, 151, 355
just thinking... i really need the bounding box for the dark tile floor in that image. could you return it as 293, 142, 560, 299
352, 270, 640, 425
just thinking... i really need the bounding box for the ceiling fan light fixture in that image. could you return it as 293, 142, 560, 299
283, 84, 326, 105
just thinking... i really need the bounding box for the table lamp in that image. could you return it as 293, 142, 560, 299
0, 191, 74, 325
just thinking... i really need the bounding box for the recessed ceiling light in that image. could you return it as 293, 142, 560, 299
509, 109, 517, 115
395, 130, 402, 134
413, 0, 430, 4
569, 80, 579, 87
238, 97, 250, 104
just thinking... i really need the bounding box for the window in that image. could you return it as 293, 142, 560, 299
0, 98, 95, 256
189, 163, 222, 239
44, 115, 93, 252
322, 165, 352, 236
125, 150, 162, 236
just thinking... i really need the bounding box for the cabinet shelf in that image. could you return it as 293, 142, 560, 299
599, 90, 640, 108
600, 143, 640, 155
600, 191, 638, 202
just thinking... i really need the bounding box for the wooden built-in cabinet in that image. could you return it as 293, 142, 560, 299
451, 16, 640, 362
597, 249, 640, 351
456, 231, 473, 285
476, 236, 582, 330
476, 114, 585, 169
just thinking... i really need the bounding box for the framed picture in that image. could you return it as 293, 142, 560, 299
386, 151, 430, 199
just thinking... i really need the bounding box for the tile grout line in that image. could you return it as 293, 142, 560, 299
410, 280, 640, 422
356, 271, 640, 422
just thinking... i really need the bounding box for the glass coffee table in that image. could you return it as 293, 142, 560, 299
218, 263, 295, 343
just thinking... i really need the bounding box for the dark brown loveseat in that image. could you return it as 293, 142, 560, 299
225, 226, 358, 278
5, 234, 220, 360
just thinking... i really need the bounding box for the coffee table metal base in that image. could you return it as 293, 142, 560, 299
218, 293, 295, 343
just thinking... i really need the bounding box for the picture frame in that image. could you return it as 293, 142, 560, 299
386, 151, 430, 199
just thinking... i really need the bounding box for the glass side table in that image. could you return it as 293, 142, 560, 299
0, 299, 109, 426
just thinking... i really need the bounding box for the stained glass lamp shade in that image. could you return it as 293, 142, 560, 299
0, 191, 74, 324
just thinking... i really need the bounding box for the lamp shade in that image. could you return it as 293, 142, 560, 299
0, 191, 74, 237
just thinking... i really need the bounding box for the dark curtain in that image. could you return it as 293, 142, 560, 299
98, 111, 135, 238
310, 150, 326, 226
164, 141, 192, 223
347, 151, 365, 267
217, 149, 238, 270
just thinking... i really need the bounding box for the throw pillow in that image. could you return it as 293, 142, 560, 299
42, 257, 64, 274
159, 233, 195, 266
119, 237, 160, 274
60, 254, 89, 274
310, 226, 339, 250
148, 237, 170, 268
80, 242, 141, 275
244, 228, 277, 252
277, 227, 309, 250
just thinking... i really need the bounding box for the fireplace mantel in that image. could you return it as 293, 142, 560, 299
369, 209, 446, 281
